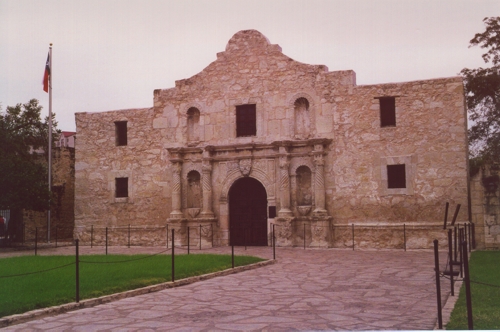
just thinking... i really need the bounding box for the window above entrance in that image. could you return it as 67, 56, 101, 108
236, 104, 256, 137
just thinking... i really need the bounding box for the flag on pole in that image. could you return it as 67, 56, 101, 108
43, 52, 50, 93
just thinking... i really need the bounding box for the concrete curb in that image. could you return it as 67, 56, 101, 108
434, 278, 463, 330
0, 259, 276, 328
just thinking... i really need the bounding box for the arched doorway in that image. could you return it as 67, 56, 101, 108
229, 177, 268, 246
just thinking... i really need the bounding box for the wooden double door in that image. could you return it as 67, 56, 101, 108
229, 177, 268, 246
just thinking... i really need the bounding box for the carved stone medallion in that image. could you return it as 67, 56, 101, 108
239, 159, 252, 176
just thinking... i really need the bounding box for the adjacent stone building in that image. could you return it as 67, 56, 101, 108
74, 30, 469, 248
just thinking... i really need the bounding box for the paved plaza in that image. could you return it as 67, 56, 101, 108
1, 246, 452, 331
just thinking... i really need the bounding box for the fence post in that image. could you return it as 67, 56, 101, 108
166, 225, 169, 248
106, 227, 108, 255
245, 228, 247, 251
443, 202, 449, 229
199, 225, 202, 250
447, 229, 455, 296
352, 224, 355, 251
433, 240, 443, 329
90, 225, 93, 248
462, 240, 473, 330
171, 229, 175, 282
232, 244, 234, 268
35, 227, 38, 256
75, 239, 80, 303
404, 224, 406, 251
272, 224, 275, 260
128, 224, 131, 248
211, 223, 214, 247
187, 227, 190, 255
304, 223, 306, 250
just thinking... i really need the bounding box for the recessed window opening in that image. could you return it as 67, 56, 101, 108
387, 164, 406, 188
379, 97, 396, 127
115, 121, 128, 146
115, 177, 129, 198
236, 104, 256, 137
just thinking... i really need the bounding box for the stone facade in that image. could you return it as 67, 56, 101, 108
75, 30, 469, 249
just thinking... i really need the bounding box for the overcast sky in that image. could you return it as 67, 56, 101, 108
1, 0, 498, 132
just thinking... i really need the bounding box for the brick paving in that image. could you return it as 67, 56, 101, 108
0, 246, 452, 331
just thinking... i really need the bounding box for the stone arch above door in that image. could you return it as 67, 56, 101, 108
220, 165, 275, 206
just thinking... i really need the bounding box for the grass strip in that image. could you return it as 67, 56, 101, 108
446, 251, 500, 330
0, 253, 264, 318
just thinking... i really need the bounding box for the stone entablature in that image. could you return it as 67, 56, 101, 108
74, 30, 470, 248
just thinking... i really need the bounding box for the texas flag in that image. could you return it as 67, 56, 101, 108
43, 52, 50, 93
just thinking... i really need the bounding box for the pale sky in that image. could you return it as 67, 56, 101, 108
1, 0, 498, 132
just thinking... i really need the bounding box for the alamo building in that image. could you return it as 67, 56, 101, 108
74, 30, 470, 249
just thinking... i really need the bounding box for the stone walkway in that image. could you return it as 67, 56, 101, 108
1, 246, 452, 331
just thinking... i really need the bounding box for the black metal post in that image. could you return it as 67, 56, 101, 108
448, 229, 455, 296
245, 228, 247, 250
105, 227, 108, 255
272, 224, 276, 260
352, 224, 355, 251
404, 224, 406, 251
35, 227, 38, 256
75, 239, 80, 303
443, 202, 449, 229
462, 240, 473, 330
454, 226, 458, 262
232, 244, 234, 268
459, 228, 464, 278
199, 225, 202, 250
90, 225, 93, 248
450, 203, 461, 226
433, 240, 443, 329
166, 225, 169, 248
128, 224, 131, 248
187, 227, 190, 255
472, 223, 476, 249
304, 223, 306, 250
171, 229, 175, 282
211, 223, 214, 247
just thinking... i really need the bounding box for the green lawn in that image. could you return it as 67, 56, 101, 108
0, 253, 265, 318
447, 251, 500, 330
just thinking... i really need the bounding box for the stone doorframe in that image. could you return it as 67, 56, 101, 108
219, 165, 276, 245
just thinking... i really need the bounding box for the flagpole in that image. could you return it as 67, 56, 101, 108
48, 43, 53, 243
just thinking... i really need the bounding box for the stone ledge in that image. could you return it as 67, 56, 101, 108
0, 259, 276, 328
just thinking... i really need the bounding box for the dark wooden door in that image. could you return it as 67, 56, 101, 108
229, 177, 268, 246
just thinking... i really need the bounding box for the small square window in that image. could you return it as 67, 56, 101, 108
387, 164, 406, 188
236, 104, 256, 137
379, 97, 396, 127
115, 121, 128, 146
115, 177, 128, 198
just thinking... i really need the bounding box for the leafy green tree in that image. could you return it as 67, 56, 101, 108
461, 17, 500, 166
0, 99, 59, 212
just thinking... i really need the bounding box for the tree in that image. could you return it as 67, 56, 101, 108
461, 17, 500, 167
0, 99, 59, 212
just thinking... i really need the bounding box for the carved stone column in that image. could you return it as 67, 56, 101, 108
200, 156, 214, 218
278, 147, 293, 217
170, 161, 183, 218
313, 144, 327, 216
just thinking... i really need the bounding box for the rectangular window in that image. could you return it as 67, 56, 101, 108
115, 177, 128, 198
236, 104, 256, 137
115, 121, 128, 146
379, 97, 396, 127
387, 164, 406, 188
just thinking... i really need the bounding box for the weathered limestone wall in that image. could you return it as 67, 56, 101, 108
74, 108, 170, 239
74, 30, 469, 249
